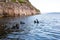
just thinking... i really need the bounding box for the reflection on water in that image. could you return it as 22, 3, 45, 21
0, 13, 60, 40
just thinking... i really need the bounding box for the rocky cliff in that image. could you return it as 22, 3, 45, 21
0, 0, 40, 17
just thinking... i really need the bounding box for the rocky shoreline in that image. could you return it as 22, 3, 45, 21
0, 0, 40, 17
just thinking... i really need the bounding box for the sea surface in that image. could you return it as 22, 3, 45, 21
0, 13, 60, 40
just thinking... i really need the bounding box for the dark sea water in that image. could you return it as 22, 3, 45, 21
0, 13, 60, 40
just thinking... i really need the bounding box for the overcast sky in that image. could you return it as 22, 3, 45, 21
29, 0, 60, 13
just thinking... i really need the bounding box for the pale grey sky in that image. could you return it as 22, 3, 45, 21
29, 0, 60, 13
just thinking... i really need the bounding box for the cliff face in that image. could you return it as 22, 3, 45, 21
0, 0, 40, 17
